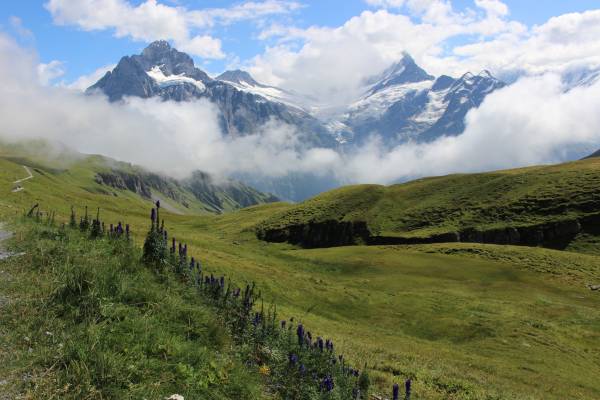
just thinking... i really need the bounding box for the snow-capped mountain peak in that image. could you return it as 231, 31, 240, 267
216, 69, 315, 112
330, 56, 505, 144
367, 53, 435, 95
216, 70, 262, 87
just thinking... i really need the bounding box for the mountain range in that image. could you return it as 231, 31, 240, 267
88, 41, 507, 200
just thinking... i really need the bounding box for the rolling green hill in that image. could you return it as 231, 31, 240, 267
0, 141, 277, 217
257, 159, 600, 252
2, 144, 600, 399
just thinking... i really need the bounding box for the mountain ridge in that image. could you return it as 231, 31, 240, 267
88, 40, 506, 148
87, 41, 507, 201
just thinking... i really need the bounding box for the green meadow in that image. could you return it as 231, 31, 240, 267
1, 148, 600, 399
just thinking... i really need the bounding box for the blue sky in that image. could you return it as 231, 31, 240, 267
1, 0, 599, 86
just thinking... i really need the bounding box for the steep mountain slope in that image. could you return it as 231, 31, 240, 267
257, 158, 600, 250
87, 42, 507, 202
216, 69, 315, 112
0, 142, 277, 215
584, 149, 600, 159
88, 41, 336, 148
88, 41, 505, 149
334, 55, 505, 144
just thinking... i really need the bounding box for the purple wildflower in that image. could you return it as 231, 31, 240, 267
299, 364, 306, 375
405, 379, 412, 400
317, 337, 324, 352
393, 383, 399, 400
296, 324, 304, 346
321, 375, 334, 392
288, 353, 298, 366
150, 208, 156, 222
281, 320, 286, 329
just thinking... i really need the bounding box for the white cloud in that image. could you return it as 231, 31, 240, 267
365, 0, 405, 9
474, 0, 509, 17
2, 33, 600, 191
188, 1, 303, 27
453, 9, 600, 78
248, 1, 600, 107
177, 35, 224, 60
0, 34, 334, 180
37, 60, 66, 85
336, 74, 600, 183
44, 0, 301, 59
66, 64, 116, 91
9, 16, 34, 40
249, 5, 518, 105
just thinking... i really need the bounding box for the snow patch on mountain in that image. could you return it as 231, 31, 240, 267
216, 70, 314, 112
348, 79, 433, 120
412, 89, 448, 124
146, 65, 206, 92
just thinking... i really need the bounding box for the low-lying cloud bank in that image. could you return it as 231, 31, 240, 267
1, 33, 600, 188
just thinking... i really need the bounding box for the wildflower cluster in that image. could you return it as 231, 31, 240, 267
68, 206, 131, 241
142, 201, 167, 268
28, 203, 416, 399
140, 205, 379, 399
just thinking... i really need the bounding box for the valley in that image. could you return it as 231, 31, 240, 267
1, 146, 599, 399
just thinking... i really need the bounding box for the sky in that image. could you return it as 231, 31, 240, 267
1, 0, 600, 86
1, 1, 600, 189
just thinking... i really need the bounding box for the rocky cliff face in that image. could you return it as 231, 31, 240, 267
88, 41, 336, 148
257, 220, 371, 248
95, 167, 278, 213
257, 216, 596, 250
337, 56, 506, 145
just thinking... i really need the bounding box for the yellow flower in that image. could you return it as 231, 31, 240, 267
258, 365, 270, 376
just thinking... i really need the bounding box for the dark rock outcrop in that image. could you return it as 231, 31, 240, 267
257, 220, 371, 248
95, 168, 278, 212
258, 215, 600, 250
88, 41, 336, 148
95, 171, 153, 199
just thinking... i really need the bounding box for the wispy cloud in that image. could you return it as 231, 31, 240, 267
65, 64, 116, 91
44, 0, 302, 59
9, 16, 34, 40
37, 60, 65, 85
1, 33, 600, 189
249, 1, 524, 105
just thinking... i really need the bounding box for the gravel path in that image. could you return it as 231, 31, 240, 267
11, 166, 34, 193
0, 225, 12, 260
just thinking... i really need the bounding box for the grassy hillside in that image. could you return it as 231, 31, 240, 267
0, 221, 266, 399
0, 141, 277, 216
2, 146, 600, 399
162, 207, 600, 399
257, 158, 600, 252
